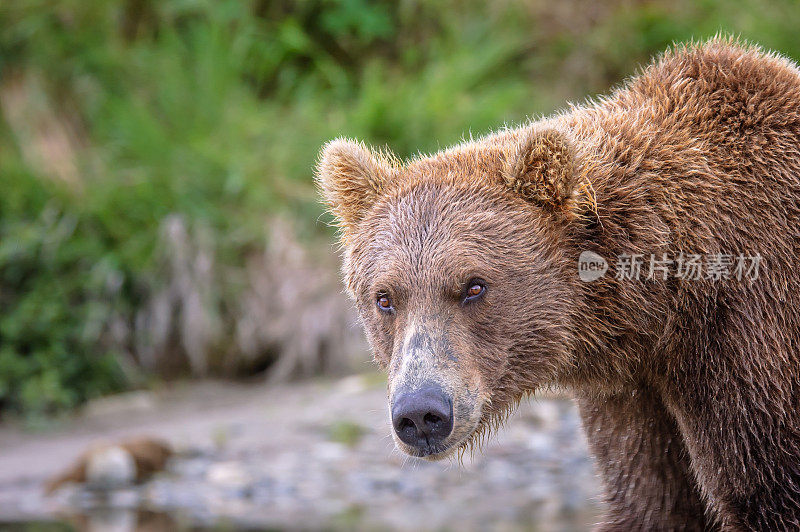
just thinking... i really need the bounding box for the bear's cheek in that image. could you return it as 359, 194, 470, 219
350, 295, 393, 366
454, 304, 511, 380
364, 321, 394, 369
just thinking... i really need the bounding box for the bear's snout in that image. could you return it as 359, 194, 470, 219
391, 385, 453, 451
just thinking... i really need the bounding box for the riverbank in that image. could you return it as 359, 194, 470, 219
0, 374, 602, 531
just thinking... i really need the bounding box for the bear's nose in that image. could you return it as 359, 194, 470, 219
391, 385, 453, 449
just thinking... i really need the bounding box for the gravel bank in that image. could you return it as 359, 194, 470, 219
0, 375, 602, 531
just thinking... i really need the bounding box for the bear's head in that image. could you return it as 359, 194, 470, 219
316, 126, 592, 460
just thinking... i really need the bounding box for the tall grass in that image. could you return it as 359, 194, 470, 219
2, 0, 799, 418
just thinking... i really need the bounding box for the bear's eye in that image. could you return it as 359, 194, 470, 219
463, 279, 487, 304
376, 293, 394, 313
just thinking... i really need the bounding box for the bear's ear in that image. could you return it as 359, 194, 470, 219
316, 138, 397, 238
502, 128, 581, 212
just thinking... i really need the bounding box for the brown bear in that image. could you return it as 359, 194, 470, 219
316, 38, 800, 530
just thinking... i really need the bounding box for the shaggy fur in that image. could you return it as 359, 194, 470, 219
316, 38, 800, 530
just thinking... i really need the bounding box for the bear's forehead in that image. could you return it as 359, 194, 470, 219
349, 181, 529, 286
377, 181, 513, 243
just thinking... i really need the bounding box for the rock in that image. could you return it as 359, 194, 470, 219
206, 462, 251, 489
85, 446, 136, 490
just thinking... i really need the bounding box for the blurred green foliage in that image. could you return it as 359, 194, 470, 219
2, 0, 800, 419
327, 419, 366, 448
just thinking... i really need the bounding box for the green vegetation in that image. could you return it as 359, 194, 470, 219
2, 0, 799, 418
327, 419, 366, 448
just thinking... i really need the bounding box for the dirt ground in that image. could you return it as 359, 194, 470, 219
0, 373, 603, 531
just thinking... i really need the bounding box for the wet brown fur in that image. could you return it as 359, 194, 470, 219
44, 437, 173, 495
316, 38, 800, 530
